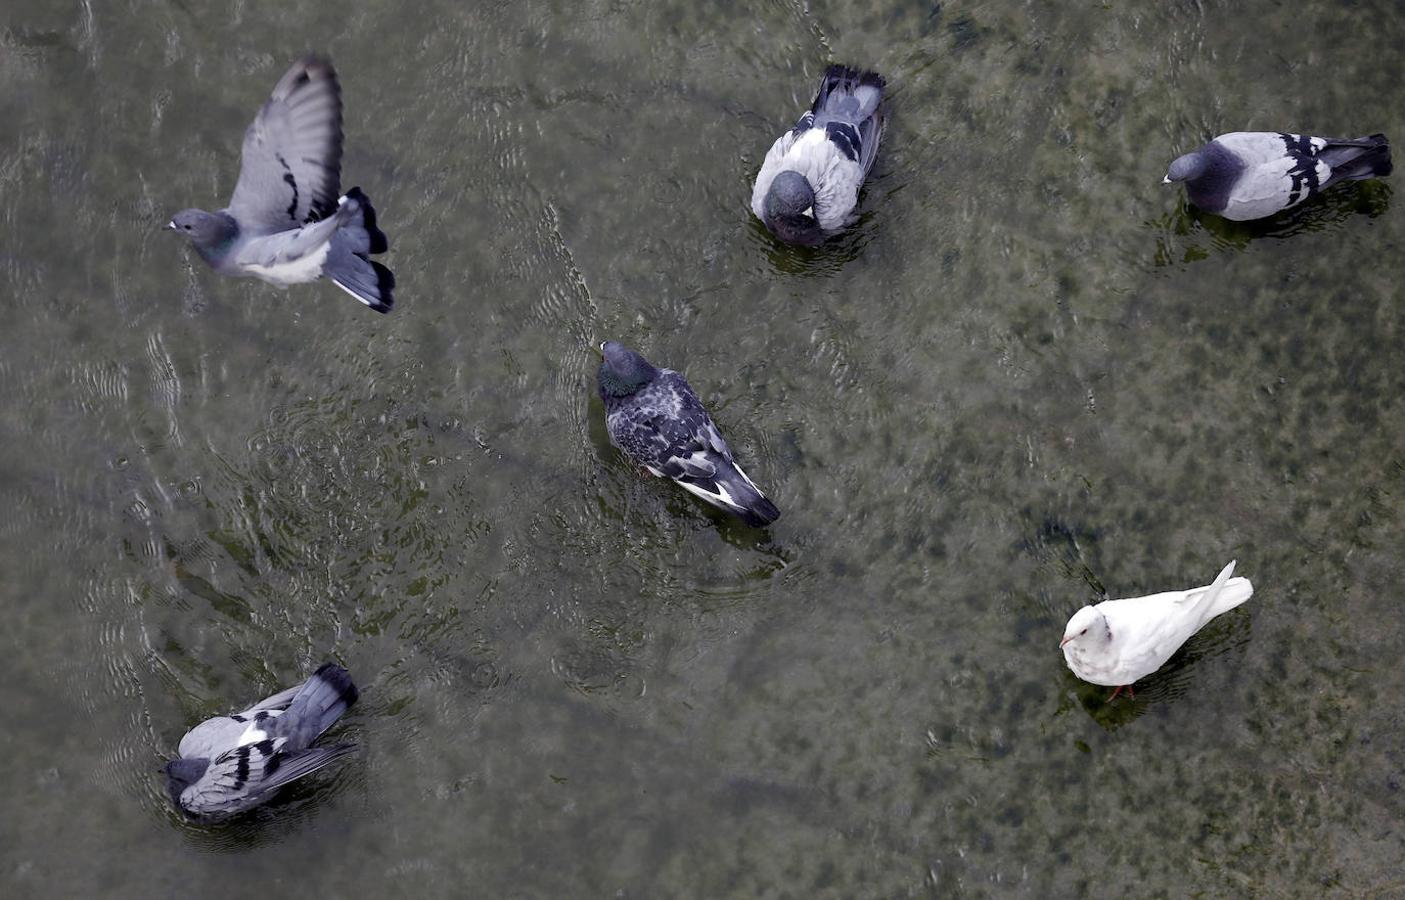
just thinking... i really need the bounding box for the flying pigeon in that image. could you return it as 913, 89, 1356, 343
164, 662, 359, 819
751, 64, 885, 245
1059, 561, 1253, 701
1164, 132, 1391, 221
597, 341, 780, 527
168, 56, 395, 313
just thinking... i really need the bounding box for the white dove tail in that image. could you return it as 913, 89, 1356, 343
1207, 577, 1253, 617
325, 187, 395, 313
1189, 560, 1254, 625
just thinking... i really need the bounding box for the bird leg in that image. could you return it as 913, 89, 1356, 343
1107, 684, 1135, 702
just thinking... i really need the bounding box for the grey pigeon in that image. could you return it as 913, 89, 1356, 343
597, 341, 780, 527
1164, 131, 1391, 221
168, 56, 395, 313
751, 64, 885, 245
164, 662, 358, 819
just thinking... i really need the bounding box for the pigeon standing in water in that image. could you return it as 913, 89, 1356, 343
751, 64, 886, 245
1060, 561, 1254, 701
164, 662, 359, 819
1164, 132, 1391, 221
168, 56, 395, 313
597, 341, 780, 527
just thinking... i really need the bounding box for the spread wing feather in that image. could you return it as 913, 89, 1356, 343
227, 57, 344, 233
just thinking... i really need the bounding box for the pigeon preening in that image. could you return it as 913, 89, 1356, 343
1060, 561, 1254, 702
1164, 132, 1392, 221
751, 64, 885, 245
597, 341, 780, 527
164, 662, 359, 819
168, 57, 395, 313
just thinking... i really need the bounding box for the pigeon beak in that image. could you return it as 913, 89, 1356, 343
596, 342, 606, 357
1059, 635, 1073, 648
1160, 176, 1171, 185
801, 206, 815, 219
164, 220, 177, 230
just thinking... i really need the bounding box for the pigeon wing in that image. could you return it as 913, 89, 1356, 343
856, 107, 884, 178
238, 681, 306, 717
179, 739, 355, 817
179, 739, 285, 816
176, 677, 308, 759
751, 129, 802, 220
1215, 132, 1330, 217
231, 213, 342, 270
227, 57, 344, 234
809, 150, 864, 231
177, 716, 247, 760
653, 376, 733, 478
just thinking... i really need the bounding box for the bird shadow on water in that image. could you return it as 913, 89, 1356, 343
1053, 610, 1254, 733
1145, 180, 1392, 269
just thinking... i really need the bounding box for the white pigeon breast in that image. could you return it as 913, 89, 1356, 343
1062, 643, 1124, 686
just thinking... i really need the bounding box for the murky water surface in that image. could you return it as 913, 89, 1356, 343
2, 1, 1403, 896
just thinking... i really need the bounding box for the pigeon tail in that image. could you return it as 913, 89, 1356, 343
336, 187, 389, 255
1206, 576, 1254, 618
676, 462, 780, 528
1185, 560, 1254, 628
322, 188, 394, 312
1319, 134, 1392, 185
252, 742, 358, 796
279, 662, 358, 751
326, 242, 395, 313
812, 64, 885, 123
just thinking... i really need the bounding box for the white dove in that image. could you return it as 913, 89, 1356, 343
1060, 560, 1254, 701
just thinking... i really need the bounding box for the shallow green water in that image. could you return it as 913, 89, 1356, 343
2, 0, 1404, 896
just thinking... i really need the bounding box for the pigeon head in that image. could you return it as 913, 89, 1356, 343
167, 209, 238, 250
597, 341, 659, 399
163, 757, 210, 809
1164, 151, 1208, 185
763, 171, 825, 246
1059, 606, 1110, 653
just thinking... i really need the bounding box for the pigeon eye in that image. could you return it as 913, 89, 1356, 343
1080, 628, 1087, 635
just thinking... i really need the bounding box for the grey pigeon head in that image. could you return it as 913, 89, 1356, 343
763, 171, 825, 246
1164, 151, 1209, 185
598, 341, 659, 399
163, 757, 209, 811
167, 209, 238, 259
